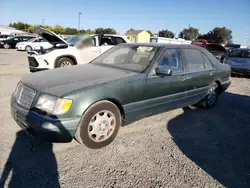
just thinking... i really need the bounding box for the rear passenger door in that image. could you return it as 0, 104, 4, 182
181, 48, 215, 102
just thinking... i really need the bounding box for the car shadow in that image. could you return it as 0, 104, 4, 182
167, 92, 250, 188
0, 130, 60, 188
0, 111, 73, 188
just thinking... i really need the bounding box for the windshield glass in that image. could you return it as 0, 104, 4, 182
91, 45, 158, 72
27, 37, 36, 42
66, 36, 81, 45
228, 50, 250, 58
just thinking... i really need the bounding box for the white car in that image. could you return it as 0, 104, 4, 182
15, 37, 52, 51
28, 27, 130, 72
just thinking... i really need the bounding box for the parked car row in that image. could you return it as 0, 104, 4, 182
0, 35, 36, 49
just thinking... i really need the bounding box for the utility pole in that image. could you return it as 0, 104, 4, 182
78, 12, 82, 31
42, 18, 44, 26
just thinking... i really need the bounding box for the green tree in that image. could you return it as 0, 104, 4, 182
158, 29, 175, 38
65, 27, 78, 35
178, 27, 199, 40
85, 29, 95, 34
95, 27, 117, 34
52, 25, 65, 34
207, 27, 232, 44
103, 28, 117, 34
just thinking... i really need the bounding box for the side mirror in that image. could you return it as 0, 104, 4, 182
55, 43, 68, 49
155, 66, 172, 76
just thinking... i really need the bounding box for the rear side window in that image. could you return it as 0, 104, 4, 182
182, 49, 205, 72
202, 53, 214, 69
114, 37, 126, 44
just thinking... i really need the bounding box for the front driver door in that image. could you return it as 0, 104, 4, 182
144, 48, 188, 114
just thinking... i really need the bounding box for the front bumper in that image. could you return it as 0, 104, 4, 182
231, 68, 250, 76
28, 56, 49, 72
10, 94, 81, 142
16, 46, 25, 50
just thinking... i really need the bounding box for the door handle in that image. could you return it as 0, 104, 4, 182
209, 70, 213, 76
180, 75, 186, 81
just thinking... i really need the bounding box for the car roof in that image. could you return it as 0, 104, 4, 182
117, 43, 202, 49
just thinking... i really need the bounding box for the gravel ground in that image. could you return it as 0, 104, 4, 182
0, 49, 250, 188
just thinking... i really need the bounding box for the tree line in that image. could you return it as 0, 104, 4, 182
158, 27, 233, 44
9, 22, 233, 44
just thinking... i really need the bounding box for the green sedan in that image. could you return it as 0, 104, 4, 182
10, 43, 231, 149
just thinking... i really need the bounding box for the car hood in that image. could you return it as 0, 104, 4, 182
34, 27, 69, 45
21, 63, 138, 96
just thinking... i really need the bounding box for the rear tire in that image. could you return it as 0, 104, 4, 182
3, 43, 10, 49
75, 100, 122, 149
55, 57, 74, 68
196, 83, 219, 108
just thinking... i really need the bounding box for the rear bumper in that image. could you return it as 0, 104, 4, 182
221, 80, 231, 93
10, 94, 81, 142
231, 68, 250, 76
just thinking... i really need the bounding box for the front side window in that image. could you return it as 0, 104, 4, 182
157, 48, 183, 74
182, 49, 205, 72
13, 37, 19, 41
91, 45, 158, 72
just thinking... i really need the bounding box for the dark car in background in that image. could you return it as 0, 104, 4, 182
204, 44, 227, 62
191, 41, 226, 62
223, 48, 250, 76
0, 35, 36, 49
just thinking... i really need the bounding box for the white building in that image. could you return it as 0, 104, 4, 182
150, 36, 192, 44
0, 25, 27, 35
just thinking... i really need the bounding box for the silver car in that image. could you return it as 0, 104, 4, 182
224, 48, 250, 76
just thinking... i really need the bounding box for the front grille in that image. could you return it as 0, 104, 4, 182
28, 56, 39, 67
15, 83, 36, 109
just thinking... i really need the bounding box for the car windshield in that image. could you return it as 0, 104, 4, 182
228, 50, 250, 58
91, 45, 158, 73
27, 38, 36, 42
66, 36, 81, 45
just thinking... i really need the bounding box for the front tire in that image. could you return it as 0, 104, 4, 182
25, 45, 32, 52
75, 101, 122, 149
55, 57, 74, 68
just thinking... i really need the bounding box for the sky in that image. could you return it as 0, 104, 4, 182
0, 0, 249, 45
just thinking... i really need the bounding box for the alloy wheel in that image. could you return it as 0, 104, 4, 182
87, 110, 116, 142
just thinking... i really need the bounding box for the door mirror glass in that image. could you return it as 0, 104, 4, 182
155, 66, 172, 76
55, 43, 68, 49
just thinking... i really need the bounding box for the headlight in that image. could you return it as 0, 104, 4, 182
36, 94, 73, 115
0, 42, 4, 45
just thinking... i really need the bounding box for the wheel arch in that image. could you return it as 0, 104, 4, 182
78, 98, 125, 124
54, 55, 77, 68
214, 80, 222, 94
